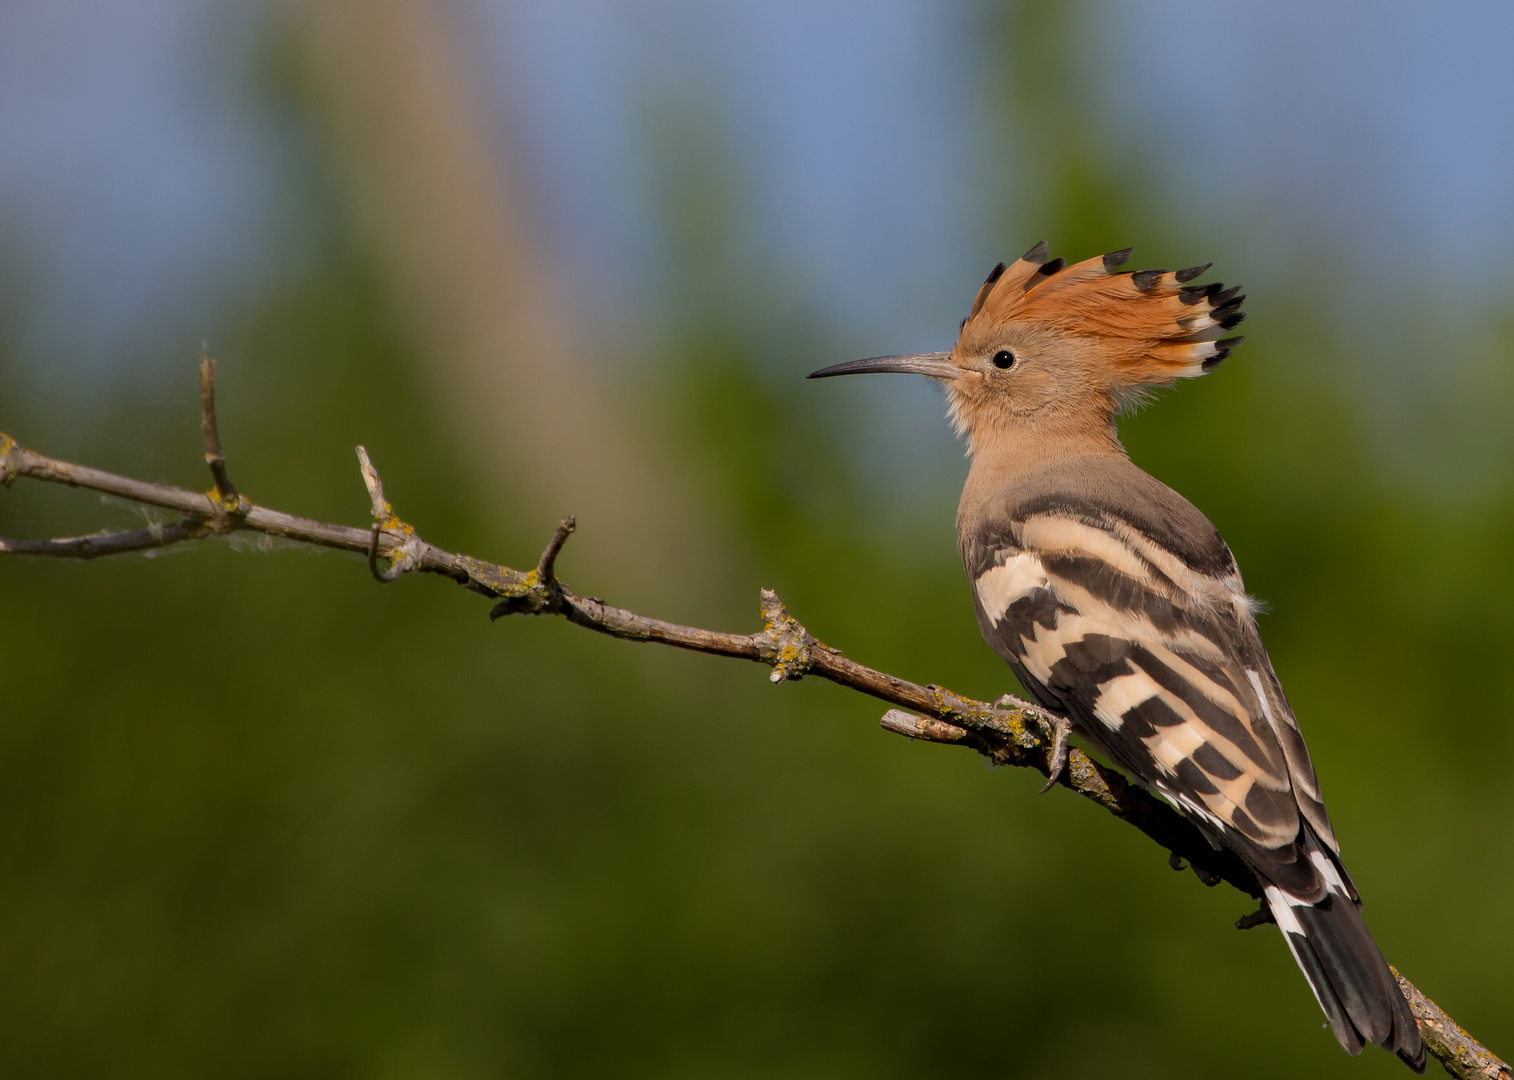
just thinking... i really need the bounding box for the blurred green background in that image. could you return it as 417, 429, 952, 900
1, 2, 1510, 1076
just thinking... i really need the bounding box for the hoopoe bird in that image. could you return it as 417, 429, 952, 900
809, 242, 1425, 1071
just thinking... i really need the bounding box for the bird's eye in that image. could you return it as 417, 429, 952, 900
992, 350, 1015, 369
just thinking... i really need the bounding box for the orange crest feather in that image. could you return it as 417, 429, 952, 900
965, 242, 1246, 387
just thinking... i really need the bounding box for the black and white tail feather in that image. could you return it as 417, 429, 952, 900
1264, 829, 1421, 1066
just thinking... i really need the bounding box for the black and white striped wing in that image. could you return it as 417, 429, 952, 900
964, 501, 1331, 895
963, 496, 1425, 1067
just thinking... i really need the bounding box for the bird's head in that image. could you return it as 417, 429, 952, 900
810, 241, 1245, 455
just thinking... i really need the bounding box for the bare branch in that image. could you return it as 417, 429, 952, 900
535, 516, 576, 585
199, 354, 241, 508
0, 378, 1506, 1078
355, 443, 389, 522
1397, 972, 1511, 1080
880, 708, 970, 745
355, 445, 421, 584
0, 519, 211, 559
1234, 906, 1277, 932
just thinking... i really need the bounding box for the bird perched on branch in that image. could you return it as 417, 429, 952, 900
809, 242, 1425, 1071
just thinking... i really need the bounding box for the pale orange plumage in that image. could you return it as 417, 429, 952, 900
961, 241, 1246, 389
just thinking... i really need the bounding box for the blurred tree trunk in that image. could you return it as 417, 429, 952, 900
282, 0, 728, 614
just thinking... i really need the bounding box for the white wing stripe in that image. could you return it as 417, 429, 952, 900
974, 553, 1050, 625
1309, 850, 1348, 895
1019, 515, 1157, 586
1090, 672, 1155, 731
1246, 669, 1280, 739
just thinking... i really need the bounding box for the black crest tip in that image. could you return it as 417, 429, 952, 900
1175, 262, 1212, 283
1101, 247, 1134, 270
1203, 338, 1244, 373
982, 261, 1006, 286
1211, 295, 1246, 323
1131, 268, 1168, 291
1020, 240, 1049, 264
1211, 335, 1246, 362
1035, 256, 1067, 277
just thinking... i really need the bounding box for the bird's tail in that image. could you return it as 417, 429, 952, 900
1264, 881, 1425, 1072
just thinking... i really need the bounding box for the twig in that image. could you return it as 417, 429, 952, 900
535, 516, 576, 584
1397, 972, 1510, 1080
1234, 906, 1276, 931
0, 376, 1506, 1079
199, 355, 243, 515
0, 519, 211, 559
356, 445, 422, 584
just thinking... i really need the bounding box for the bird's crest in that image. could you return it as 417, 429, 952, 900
962, 241, 1246, 395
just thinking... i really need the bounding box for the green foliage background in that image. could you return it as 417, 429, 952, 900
1, 5, 1509, 1077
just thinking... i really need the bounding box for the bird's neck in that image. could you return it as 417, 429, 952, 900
957, 413, 1126, 537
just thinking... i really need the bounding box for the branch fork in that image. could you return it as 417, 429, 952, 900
356, 445, 427, 583
755, 589, 827, 683
486, 517, 579, 621
198, 356, 250, 530
534, 516, 575, 585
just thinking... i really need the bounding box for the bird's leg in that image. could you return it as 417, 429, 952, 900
994, 695, 1073, 793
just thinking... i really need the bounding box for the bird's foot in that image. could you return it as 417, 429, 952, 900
1036, 715, 1074, 792
1169, 848, 1223, 887
991, 696, 1072, 792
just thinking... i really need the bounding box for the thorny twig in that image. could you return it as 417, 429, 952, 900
0, 367, 1504, 1080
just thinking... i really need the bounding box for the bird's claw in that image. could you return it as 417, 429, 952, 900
994, 696, 1073, 793
1036, 714, 1073, 792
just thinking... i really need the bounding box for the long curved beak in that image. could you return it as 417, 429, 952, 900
807, 351, 960, 380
